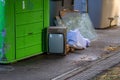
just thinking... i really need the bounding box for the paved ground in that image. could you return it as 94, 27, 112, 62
92, 63, 120, 80
0, 26, 120, 80
65, 51, 120, 80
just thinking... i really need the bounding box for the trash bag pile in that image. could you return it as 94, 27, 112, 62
55, 10, 97, 51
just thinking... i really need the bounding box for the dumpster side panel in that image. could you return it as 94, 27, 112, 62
0, 0, 16, 63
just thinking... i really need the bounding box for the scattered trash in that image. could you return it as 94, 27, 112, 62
104, 45, 120, 52
80, 55, 99, 61
56, 10, 97, 41
55, 16, 65, 27
101, 45, 120, 58
55, 9, 98, 54
66, 44, 75, 53
72, 54, 100, 62
67, 29, 90, 49
61, 12, 97, 41
66, 44, 70, 54
104, 46, 117, 51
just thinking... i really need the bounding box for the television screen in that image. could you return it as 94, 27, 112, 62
48, 33, 64, 53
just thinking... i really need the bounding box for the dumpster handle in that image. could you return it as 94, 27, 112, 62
22, 0, 25, 9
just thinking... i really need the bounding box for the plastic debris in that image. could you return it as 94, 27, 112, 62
55, 10, 97, 53
67, 29, 90, 49
61, 12, 97, 41
104, 45, 120, 52
72, 54, 100, 62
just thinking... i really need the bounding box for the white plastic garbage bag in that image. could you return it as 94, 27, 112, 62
67, 29, 90, 49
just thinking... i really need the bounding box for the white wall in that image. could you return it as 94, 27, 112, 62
112, 0, 120, 26
116, 0, 120, 26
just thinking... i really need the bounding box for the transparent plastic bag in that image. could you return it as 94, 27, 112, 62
62, 12, 97, 41
67, 29, 90, 49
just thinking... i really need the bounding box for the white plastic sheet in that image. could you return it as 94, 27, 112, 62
67, 29, 90, 49
62, 12, 97, 41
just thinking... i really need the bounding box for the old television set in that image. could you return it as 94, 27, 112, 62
48, 27, 67, 55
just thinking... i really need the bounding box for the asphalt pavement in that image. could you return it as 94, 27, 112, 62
0, 26, 120, 80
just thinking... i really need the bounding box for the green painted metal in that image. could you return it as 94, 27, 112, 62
43, 0, 49, 52
0, 0, 49, 63
0, 0, 6, 61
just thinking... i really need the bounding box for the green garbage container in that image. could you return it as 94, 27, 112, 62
0, 0, 5, 62
0, 0, 49, 63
